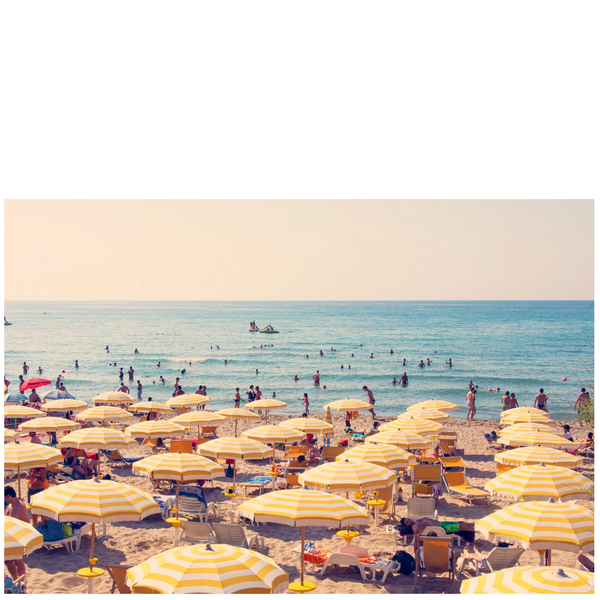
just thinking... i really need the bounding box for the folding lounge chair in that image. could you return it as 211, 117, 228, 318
458, 546, 524, 576
103, 562, 133, 594
443, 471, 490, 504
414, 534, 457, 592
386, 497, 438, 546
439, 456, 466, 472
321, 447, 346, 462
175, 521, 216, 547
152, 495, 173, 521
411, 465, 442, 497
104, 450, 143, 468
178, 495, 217, 522
211, 523, 265, 551
319, 552, 376, 582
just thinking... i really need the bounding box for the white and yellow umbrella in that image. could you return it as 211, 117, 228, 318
76, 406, 132, 424
500, 422, 560, 436
58, 427, 138, 451
125, 421, 185, 441
4, 516, 44, 560
4, 442, 63, 498
4, 428, 19, 441
30, 478, 160, 572
165, 394, 210, 408
484, 464, 593, 501
323, 398, 372, 412
19, 416, 81, 433
495, 446, 583, 470
498, 431, 578, 450
503, 407, 552, 417
382, 415, 446, 436
126, 544, 289, 594
337, 443, 417, 471
91, 391, 137, 405
475, 500, 594, 557
41, 399, 88, 412
298, 459, 396, 493
171, 411, 228, 438
197, 437, 273, 486
365, 430, 430, 450
4, 406, 45, 419
129, 401, 175, 415
501, 412, 556, 425
400, 408, 450, 423
245, 399, 287, 423
409, 400, 459, 413
242, 425, 305, 445
217, 407, 261, 436
279, 417, 334, 437
236, 488, 369, 592
460, 566, 594, 594
133, 453, 224, 510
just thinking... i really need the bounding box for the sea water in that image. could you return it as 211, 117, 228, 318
3, 301, 593, 421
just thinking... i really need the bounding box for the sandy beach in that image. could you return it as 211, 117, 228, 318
9, 410, 593, 595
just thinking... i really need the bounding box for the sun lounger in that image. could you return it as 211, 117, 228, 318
211, 523, 265, 551
175, 521, 216, 547
104, 450, 143, 467
321, 447, 346, 462
319, 552, 376, 582
43, 523, 107, 554
201, 426, 218, 438
152, 494, 174, 521
386, 498, 438, 546
411, 465, 442, 497
443, 471, 490, 504
103, 562, 133, 594
414, 534, 457, 592
458, 546, 524, 576
439, 456, 466, 472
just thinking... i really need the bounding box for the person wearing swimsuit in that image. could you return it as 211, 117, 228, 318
534, 388, 548, 412
501, 391, 511, 411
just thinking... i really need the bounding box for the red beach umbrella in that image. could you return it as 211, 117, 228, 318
19, 378, 52, 393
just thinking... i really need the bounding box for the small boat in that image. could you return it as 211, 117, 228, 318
249, 321, 259, 332
4, 317, 11, 326
260, 325, 278, 334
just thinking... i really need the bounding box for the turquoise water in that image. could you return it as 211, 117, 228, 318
3, 301, 593, 420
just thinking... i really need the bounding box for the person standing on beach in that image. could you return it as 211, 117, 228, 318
299, 393, 310, 415
574, 388, 590, 423
534, 388, 549, 412
363, 385, 376, 418
466, 388, 477, 420
234, 388, 241, 408
313, 371, 320, 386
501, 391, 511, 411
118, 383, 130, 394
137, 380, 143, 399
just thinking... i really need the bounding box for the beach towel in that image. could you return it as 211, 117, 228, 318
179, 484, 207, 503
243, 476, 272, 485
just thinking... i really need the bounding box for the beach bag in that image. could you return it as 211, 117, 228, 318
392, 550, 416, 576
225, 464, 234, 479
62, 523, 74, 538
37, 519, 64, 542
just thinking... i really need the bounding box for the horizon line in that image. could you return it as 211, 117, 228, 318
4, 299, 594, 303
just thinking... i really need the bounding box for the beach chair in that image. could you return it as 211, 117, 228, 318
458, 546, 524, 576
321, 447, 346, 462
174, 406, 188, 416
201, 426, 217, 438
284, 473, 301, 489
175, 521, 216, 547
439, 456, 466, 472
43, 523, 107, 554
369, 484, 397, 523
411, 465, 442, 497
104, 450, 143, 468
178, 494, 217, 522
170, 439, 193, 454
495, 462, 514, 475
414, 534, 457, 592
443, 472, 490, 504
103, 562, 133, 594
319, 552, 376, 582
211, 523, 265, 551
284, 446, 305, 461
386, 498, 438, 546
436, 442, 457, 457
153, 495, 173, 521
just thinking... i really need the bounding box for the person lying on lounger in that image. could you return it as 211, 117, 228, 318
397, 517, 476, 549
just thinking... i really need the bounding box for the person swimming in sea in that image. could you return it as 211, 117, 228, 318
418, 360, 425, 368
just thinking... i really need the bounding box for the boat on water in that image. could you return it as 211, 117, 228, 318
4, 317, 11, 326
249, 320, 259, 332
260, 324, 278, 334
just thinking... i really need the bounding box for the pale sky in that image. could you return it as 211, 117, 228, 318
3, 199, 594, 301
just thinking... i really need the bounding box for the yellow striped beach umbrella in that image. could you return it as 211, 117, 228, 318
337, 443, 417, 471
41, 399, 88, 412
236, 488, 369, 591
323, 398, 372, 412
484, 464, 593, 501
409, 400, 459, 413
475, 500, 594, 556
4, 442, 63, 498
75, 406, 132, 424
245, 399, 287, 424
125, 421, 185, 441
4, 428, 19, 441
126, 544, 289, 594
460, 566, 594, 594
500, 409, 556, 425
298, 459, 395, 493
4, 516, 44, 560
217, 407, 262, 436
171, 411, 228, 438
19, 416, 81, 433
498, 431, 578, 450
365, 430, 430, 450
400, 408, 450, 423
242, 424, 305, 445
129, 401, 175, 414
91, 391, 137, 405
381, 415, 445, 436
4, 406, 45, 419
500, 422, 560, 436
495, 447, 583, 470
165, 394, 210, 408
503, 407, 551, 417
30, 478, 160, 569
58, 427, 138, 451
279, 417, 334, 437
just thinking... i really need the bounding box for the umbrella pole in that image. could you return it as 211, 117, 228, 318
300, 526, 305, 586
176, 481, 180, 512
235, 420, 238, 437
17, 465, 21, 500
90, 523, 95, 565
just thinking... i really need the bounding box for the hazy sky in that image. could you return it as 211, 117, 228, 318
3, 199, 594, 301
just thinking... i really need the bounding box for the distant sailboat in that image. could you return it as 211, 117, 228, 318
4, 317, 11, 326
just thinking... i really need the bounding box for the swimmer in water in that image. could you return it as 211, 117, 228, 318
426, 358, 431, 366
418, 360, 425, 368
224, 360, 228, 365
75, 360, 79, 369
156, 362, 161, 368
106, 346, 109, 353
446, 358, 453, 367
370, 353, 374, 359
340, 365, 344, 369
294, 375, 299, 381
390, 349, 394, 354
402, 359, 406, 366
392, 377, 398, 385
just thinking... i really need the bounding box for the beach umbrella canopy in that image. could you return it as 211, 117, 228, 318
408, 400, 459, 413
501, 413, 556, 425
41, 399, 88, 412
400, 408, 450, 423
242, 425, 305, 445
500, 423, 560, 436
498, 431, 578, 450
91, 391, 137, 405
279, 417, 334, 436
4, 516, 44, 560
4, 442, 63, 498
19, 378, 52, 392
126, 544, 289, 594
337, 443, 417, 471
236, 488, 369, 591
165, 394, 210, 408
503, 407, 552, 417
76, 406, 132, 423
298, 459, 395, 493
125, 421, 185, 439
172, 411, 228, 426
323, 399, 372, 412
460, 565, 594, 594
245, 399, 287, 411
197, 437, 273, 461
19, 416, 81, 433
5, 392, 29, 404
484, 464, 592, 501
4, 406, 45, 419
381, 415, 445, 436
216, 407, 262, 436
365, 430, 430, 450
495, 446, 583, 469
58, 427, 138, 451
4, 428, 19, 441
475, 500, 594, 554
40, 389, 76, 401
129, 401, 175, 414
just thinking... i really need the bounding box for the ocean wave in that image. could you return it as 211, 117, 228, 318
166, 357, 211, 364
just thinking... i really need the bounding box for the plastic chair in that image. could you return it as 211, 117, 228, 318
103, 562, 133, 594
211, 523, 265, 551
386, 498, 438, 546
319, 552, 375, 582
443, 472, 490, 504
178, 496, 217, 522
415, 534, 456, 591
175, 521, 216, 547
458, 546, 524, 576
